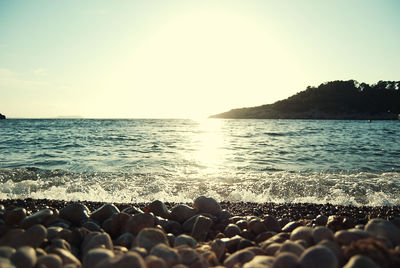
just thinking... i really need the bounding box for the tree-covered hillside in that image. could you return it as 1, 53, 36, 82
210, 80, 400, 119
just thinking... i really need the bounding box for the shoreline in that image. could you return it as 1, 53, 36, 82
2, 198, 399, 223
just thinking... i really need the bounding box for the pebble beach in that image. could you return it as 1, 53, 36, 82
1, 197, 400, 268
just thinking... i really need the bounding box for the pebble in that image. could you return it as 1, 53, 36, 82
145, 255, 167, 268
83, 248, 114, 268
299, 245, 338, 268
135, 227, 168, 251
334, 229, 371, 245
191, 215, 213, 242
10, 246, 37, 268
174, 234, 197, 248
343, 254, 381, 268
290, 226, 313, 246
82, 232, 113, 254
146, 200, 171, 219
248, 218, 267, 235
150, 243, 181, 267
170, 205, 196, 223
124, 213, 155, 235
0, 246, 15, 259
59, 203, 90, 225
193, 196, 222, 216
273, 252, 298, 268
364, 218, 400, 246
263, 215, 281, 233
90, 204, 119, 223
4, 207, 26, 226
282, 221, 303, 232
223, 248, 255, 268
20, 208, 53, 228
275, 240, 304, 257
312, 226, 334, 244
242, 255, 275, 268
36, 254, 63, 268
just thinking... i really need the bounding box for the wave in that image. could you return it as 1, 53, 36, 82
0, 168, 399, 206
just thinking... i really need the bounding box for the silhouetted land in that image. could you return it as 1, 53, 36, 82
210, 80, 400, 120
0, 113, 6, 120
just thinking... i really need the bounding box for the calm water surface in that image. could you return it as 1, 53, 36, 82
0, 119, 399, 205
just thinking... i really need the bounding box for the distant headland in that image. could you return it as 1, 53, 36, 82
210, 80, 400, 120
0, 113, 5, 120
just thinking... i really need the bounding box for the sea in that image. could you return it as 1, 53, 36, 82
0, 119, 399, 206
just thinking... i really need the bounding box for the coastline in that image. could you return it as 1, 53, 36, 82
2, 198, 399, 223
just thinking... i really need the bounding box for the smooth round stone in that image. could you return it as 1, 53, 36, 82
124, 213, 155, 235
59, 203, 90, 225
174, 234, 197, 248
224, 224, 242, 238
318, 240, 345, 266
0, 257, 14, 268
21, 208, 53, 229
236, 220, 249, 230
46, 238, 71, 252
365, 218, 400, 246
191, 215, 213, 242
193, 196, 222, 216
263, 215, 281, 233
145, 255, 167, 268
275, 240, 304, 257
98, 251, 146, 268
218, 209, 231, 223
255, 231, 276, 243
343, 254, 381, 268
0, 229, 24, 248
223, 248, 255, 268
11, 246, 37, 268
36, 254, 63, 268
315, 215, 328, 226
48, 248, 82, 267
150, 244, 180, 267
299, 245, 338, 268
248, 218, 267, 235
115, 232, 135, 248
263, 243, 282, 256
83, 248, 114, 268
162, 220, 182, 236
210, 239, 225, 260
273, 252, 298, 268
25, 224, 47, 248
334, 229, 371, 246
0, 246, 16, 259
182, 215, 200, 233
82, 220, 102, 232
312, 226, 334, 244
170, 205, 196, 223
136, 228, 168, 251
282, 221, 303, 232
290, 226, 313, 246
90, 204, 120, 223
146, 200, 170, 219
83, 232, 113, 254
130, 247, 148, 258
4, 207, 26, 226
47, 226, 63, 240
177, 247, 207, 268
243, 255, 275, 268
110, 212, 130, 238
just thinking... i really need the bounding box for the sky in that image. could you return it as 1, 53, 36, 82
0, 0, 399, 118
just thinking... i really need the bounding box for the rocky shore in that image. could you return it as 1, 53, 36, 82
1, 197, 400, 267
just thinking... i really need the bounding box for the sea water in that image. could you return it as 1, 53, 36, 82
0, 119, 399, 206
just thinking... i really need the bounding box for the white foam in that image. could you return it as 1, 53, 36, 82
0, 169, 399, 206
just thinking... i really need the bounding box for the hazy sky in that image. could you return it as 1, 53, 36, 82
1, 0, 399, 118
